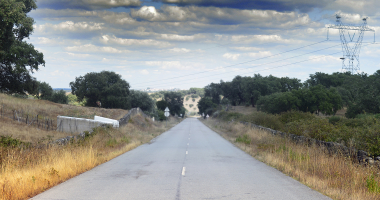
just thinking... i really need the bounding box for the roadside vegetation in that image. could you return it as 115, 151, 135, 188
215, 110, 380, 156
202, 118, 380, 200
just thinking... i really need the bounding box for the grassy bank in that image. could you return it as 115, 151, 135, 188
202, 118, 380, 200
215, 110, 380, 156
0, 115, 180, 200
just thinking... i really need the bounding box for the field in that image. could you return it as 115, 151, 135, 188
183, 95, 200, 113
0, 93, 181, 200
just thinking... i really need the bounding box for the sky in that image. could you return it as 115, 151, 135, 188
28, 0, 380, 90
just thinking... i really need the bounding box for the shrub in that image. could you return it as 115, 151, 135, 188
279, 111, 315, 124
329, 116, 341, 125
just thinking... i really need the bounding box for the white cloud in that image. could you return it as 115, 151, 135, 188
38, 0, 141, 10
100, 35, 172, 48
232, 46, 262, 51
169, 48, 191, 53
309, 55, 340, 63
223, 53, 240, 60
145, 61, 205, 70
34, 21, 103, 33
65, 44, 129, 54
140, 69, 150, 75
248, 51, 273, 58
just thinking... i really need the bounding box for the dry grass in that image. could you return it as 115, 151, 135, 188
183, 95, 200, 113
227, 105, 258, 115
0, 93, 130, 143
0, 115, 181, 200
0, 93, 128, 121
0, 117, 75, 143
203, 118, 380, 200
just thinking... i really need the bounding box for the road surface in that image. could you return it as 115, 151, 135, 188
32, 118, 331, 200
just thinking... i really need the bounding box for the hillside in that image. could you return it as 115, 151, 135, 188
183, 95, 200, 113
0, 93, 129, 143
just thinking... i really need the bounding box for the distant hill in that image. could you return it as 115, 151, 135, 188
53, 88, 71, 92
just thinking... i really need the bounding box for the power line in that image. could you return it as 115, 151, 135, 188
132, 15, 337, 85
133, 40, 329, 86
133, 42, 340, 88
133, 42, 378, 89
133, 52, 342, 89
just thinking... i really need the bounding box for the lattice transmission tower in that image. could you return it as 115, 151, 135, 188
327, 15, 375, 74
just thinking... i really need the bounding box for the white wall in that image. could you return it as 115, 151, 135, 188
94, 116, 119, 128
57, 116, 113, 134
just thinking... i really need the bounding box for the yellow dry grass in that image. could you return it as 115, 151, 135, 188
0, 93, 130, 143
183, 95, 200, 113
203, 118, 380, 200
0, 116, 181, 200
0, 93, 182, 200
0, 93, 128, 121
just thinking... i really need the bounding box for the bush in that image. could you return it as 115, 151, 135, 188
279, 111, 315, 124
191, 94, 199, 98
157, 110, 166, 121
329, 116, 341, 125
242, 112, 284, 130
51, 90, 68, 104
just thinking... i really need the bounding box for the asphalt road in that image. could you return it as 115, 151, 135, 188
32, 118, 331, 200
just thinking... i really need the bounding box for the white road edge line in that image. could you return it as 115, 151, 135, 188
182, 167, 186, 176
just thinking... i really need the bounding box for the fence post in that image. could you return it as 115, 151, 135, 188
1, 104, 2, 117
26, 115, 28, 124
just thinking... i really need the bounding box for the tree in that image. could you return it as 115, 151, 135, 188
129, 90, 155, 112
0, 0, 45, 95
197, 97, 217, 116
70, 71, 130, 109
51, 90, 68, 104
37, 81, 53, 100
163, 92, 184, 116
156, 100, 168, 111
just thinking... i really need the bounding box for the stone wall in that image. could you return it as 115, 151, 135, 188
119, 107, 150, 126
57, 116, 113, 134
235, 121, 380, 167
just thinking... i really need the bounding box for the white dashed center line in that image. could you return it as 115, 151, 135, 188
186, 151, 188, 154
182, 167, 186, 176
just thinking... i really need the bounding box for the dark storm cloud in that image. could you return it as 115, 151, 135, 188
37, 0, 141, 10
156, 0, 328, 12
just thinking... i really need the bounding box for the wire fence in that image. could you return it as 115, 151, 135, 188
0, 104, 56, 131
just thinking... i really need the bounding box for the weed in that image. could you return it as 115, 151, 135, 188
236, 135, 251, 145
367, 174, 380, 193
106, 138, 118, 147
0, 136, 23, 147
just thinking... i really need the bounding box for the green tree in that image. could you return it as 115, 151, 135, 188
156, 100, 168, 111
197, 97, 217, 116
0, 0, 45, 95
51, 90, 68, 104
37, 81, 53, 100
163, 92, 184, 116
70, 71, 130, 109
129, 90, 155, 112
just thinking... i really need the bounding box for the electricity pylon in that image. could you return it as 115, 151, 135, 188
327, 15, 375, 74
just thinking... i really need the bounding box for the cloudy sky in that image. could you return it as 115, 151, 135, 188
28, 0, 380, 90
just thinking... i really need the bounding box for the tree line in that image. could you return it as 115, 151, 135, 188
198, 71, 380, 118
